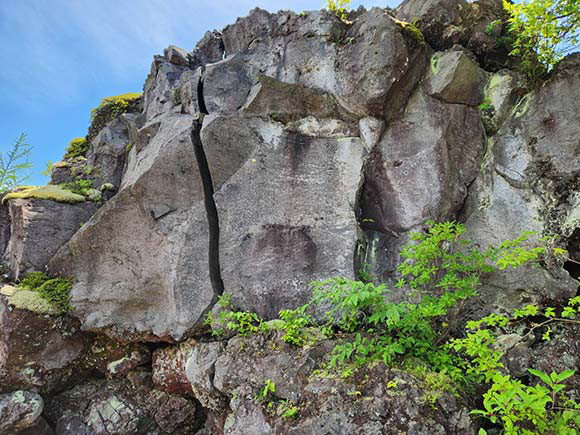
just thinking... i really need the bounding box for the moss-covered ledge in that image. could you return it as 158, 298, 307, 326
1, 185, 86, 204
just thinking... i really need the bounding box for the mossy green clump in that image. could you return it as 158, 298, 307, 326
394, 19, 426, 47
2, 185, 86, 204
18, 272, 72, 314
88, 92, 142, 141
8, 289, 61, 315
64, 137, 89, 159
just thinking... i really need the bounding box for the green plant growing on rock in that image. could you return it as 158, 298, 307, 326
64, 137, 89, 159
503, 0, 580, 81
18, 272, 72, 313
451, 296, 580, 434
0, 133, 32, 194
326, 0, 351, 21
88, 92, 142, 140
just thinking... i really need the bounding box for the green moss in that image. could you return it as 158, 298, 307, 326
394, 19, 425, 47
64, 137, 89, 159
36, 278, 72, 313
88, 92, 142, 141
2, 185, 86, 204
19, 271, 50, 290
8, 289, 60, 315
430, 53, 441, 75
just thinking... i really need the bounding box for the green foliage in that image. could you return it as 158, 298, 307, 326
60, 179, 93, 196
20, 271, 50, 290
64, 137, 89, 159
278, 399, 300, 419
486, 19, 502, 36
452, 296, 580, 434
479, 98, 495, 113
503, 0, 580, 80
19, 272, 72, 313
256, 379, 276, 401
206, 293, 265, 336
0, 133, 32, 194
41, 161, 54, 178
326, 0, 351, 21
88, 92, 142, 140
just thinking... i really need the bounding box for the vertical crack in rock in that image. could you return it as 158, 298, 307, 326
191, 73, 224, 317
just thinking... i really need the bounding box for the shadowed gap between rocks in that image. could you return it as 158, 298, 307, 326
192, 72, 224, 318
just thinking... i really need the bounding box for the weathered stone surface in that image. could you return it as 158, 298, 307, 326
0, 198, 9, 260
185, 341, 227, 410
358, 88, 485, 281
164, 45, 190, 66
1, 198, 98, 280
206, 8, 427, 119
191, 31, 224, 67
463, 55, 580, 310
152, 339, 195, 397
197, 332, 475, 435
143, 56, 190, 121
424, 48, 486, 106
396, 0, 508, 69
208, 114, 366, 319
0, 390, 44, 433
0, 290, 150, 394
44, 375, 199, 435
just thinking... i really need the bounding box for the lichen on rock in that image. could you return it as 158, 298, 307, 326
2, 185, 86, 204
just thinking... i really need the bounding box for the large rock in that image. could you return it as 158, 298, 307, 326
1, 198, 98, 280
185, 332, 476, 434
44, 376, 199, 435
208, 114, 366, 319
0, 390, 45, 434
463, 54, 580, 311
358, 88, 486, 280
424, 48, 486, 106
206, 8, 427, 119
0, 288, 150, 394
0, 198, 9, 261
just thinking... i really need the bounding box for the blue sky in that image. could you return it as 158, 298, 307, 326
0, 0, 399, 186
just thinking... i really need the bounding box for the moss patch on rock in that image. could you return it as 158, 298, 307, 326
16, 272, 72, 314
64, 137, 90, 159
394, 19, 426, 47
7, 289, 61, 315
88, 92, 142, 141
2, 185, 86, 204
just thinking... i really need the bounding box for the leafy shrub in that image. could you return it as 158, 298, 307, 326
503, 0, 580, 81
60, 178, 93, 196
64, 137, 89, 159
327, 0, 351, 21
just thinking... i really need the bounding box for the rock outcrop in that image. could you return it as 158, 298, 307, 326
1, 1, 579, 434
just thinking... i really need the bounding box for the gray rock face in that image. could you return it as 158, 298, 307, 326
424, 48, 486, 105
463, 54, 580, 311
2, 199, 98, 280
0, 199, 9, 261
0, 390, 44, 434
207, 8, 427, 119
358, 88, 485, 280
209, 114, 365, 319
194, 332, 475, 435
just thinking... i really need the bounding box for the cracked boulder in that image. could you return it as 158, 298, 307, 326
0, 390, 48, 435
358, 87, 486, 281
44, 375, 199, 435
205, 7, 427, 119
463, 54, 580, 312
206, 114, 366, 319
1, 198, 98, 281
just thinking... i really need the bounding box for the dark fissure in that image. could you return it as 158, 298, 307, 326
191, 73, 224, 310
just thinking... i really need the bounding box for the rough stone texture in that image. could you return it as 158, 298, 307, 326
207, 8, 427, 119
424, 48, 486, 106
184, 341, 227, 410
1, 198, 98, 280
396, 0, 509, 69
0, 198, 9, 261
152, 339, 195, 397
143, 56, 190, 121
44, 375, 199, 435
358, 88, 486, 281
204, 333, 475, 435
463, 54, 580, 311
208, 114, 366, 319
0, 390, 44, 434
164, 45, 190, 66
0, 291, 150, 394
